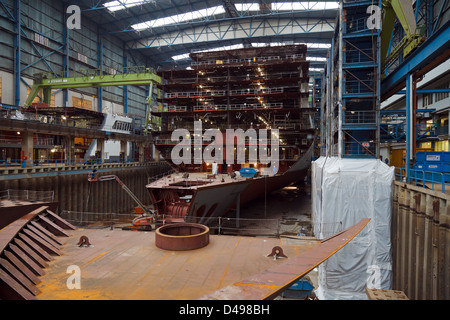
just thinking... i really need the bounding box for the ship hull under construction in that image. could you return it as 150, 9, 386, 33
146, 144, 313, 224
146, 44, 315, 224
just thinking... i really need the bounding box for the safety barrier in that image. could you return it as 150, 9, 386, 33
395, 167, 450, 193
60, 210, 136, 229
63, 211, 342, 239
0, 189, 54, 202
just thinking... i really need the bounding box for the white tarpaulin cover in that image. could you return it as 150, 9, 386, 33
311, 157, 395, 300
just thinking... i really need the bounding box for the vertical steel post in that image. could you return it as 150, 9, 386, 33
406, 72, 413, 183
321, 71, 326, 157
123, 54, 128, 115
327, 43, 333, 157
236, 193, 240, 229
14, 0, 21, 106
145, 81, 154, 134
376, 0, 382, 159
98, 37, 103, 113
427, 0, 433, 36
337, 1, 343, 158
63, 22, 69, 107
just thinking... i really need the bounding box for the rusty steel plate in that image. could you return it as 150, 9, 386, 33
200, 218, 371, 300
155, 223, 210, 251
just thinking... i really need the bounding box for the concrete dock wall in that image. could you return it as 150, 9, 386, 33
0, 162, 171, 215
392, 181, 450, 300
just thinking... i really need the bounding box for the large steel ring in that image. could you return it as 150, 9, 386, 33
155, 223, 210, 251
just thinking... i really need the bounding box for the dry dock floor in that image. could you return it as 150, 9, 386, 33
36, 228, 318, 300
35, 184, 316, 300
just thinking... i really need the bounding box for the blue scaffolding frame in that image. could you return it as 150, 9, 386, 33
338, 0, 382, 158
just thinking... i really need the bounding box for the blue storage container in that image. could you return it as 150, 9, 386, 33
281, 279, 314, 299
239, 168, 259, 178
413, 152, 450, 183
414, 162, 425, 170
416, 151, 450, 162
426, 163, 441, 171
442, 163, 450, 172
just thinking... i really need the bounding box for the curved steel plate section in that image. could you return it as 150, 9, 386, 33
199, 218, 371, 300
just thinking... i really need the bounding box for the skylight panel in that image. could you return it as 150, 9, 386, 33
306, 43, 331, 49
307, 57, 328, 62
198, 44, 244, 52
172, 44, 244, 61
273, 2, 339, 11
250, 43, 331, 49
309, 67, 325, 72
235, 3, 260, 12
234, 2, 339, 13
172, 53, 190, 61
104, 0, 154, 12
132, 5, 226, 30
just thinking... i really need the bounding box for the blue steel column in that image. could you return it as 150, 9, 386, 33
63, 22, 69, 107
339, 0, 381, 158
338, 1, 343, 158
321, 71, 326, 157
428, 1, 434, 36
123, 54, 128, 114
328, 37, 334, 157
406, 73, 413, 183
98, 38, 103, 113
14, 0, 21, 106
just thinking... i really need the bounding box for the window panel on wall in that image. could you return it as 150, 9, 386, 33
72, 97, 92, 110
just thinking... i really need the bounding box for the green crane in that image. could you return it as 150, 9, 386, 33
23, 68, 162, 133
381, 0, 426, 72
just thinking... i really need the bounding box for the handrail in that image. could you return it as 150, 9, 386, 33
394, 166, 450, 193
0, 159, 165, 169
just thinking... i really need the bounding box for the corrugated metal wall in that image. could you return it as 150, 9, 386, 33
0, 163, 171, 215
392, 181, 450, 300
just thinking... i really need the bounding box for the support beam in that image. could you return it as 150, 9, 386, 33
97, 36, 103, 113
396, 89, 450, 94
144, 81, 154, 134
337, 3, 343, 158
381, 20, 450, 100
405, 72, 413, 183
14, 0, 21, 107
21, 131, 33, 166
63, 22, 69, 108
123, 55, 128, 115
120, 140, 127, 161
96, 139, 104, 164
137, 143, 145, 163
64, 136, 74, 165
126, 18, 335, 50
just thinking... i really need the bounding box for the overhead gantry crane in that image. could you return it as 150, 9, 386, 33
381, 0, 426, 72
23, 67, 162, 134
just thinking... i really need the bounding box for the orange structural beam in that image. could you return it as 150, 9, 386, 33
200, 218, 371, 300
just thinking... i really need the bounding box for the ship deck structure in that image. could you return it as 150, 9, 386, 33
147, 45, 316, 224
